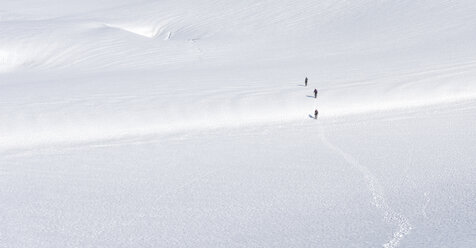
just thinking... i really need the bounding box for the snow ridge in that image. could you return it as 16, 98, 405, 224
319, 126, 412, 248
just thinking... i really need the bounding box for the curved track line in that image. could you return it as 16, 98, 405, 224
318, 126, 412, 248
422, 192, 430, 219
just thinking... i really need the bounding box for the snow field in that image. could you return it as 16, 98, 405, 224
1, 102, 475, 247
1, 0, 476, 247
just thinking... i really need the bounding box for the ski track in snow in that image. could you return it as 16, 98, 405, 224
318, 125, 412, 248
422, 192, 431, 220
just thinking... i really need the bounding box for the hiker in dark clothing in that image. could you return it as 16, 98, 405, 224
314, 88, 318, 98
305, 77, 308, 86
314, 109, 318, 119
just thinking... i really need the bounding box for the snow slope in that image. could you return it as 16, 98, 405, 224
1, 0, 476, 247
1, 0, 476, 149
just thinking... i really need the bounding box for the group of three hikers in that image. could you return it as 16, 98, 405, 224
305, 77, 319, 119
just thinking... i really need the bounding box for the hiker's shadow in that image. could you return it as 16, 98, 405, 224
306, 95, 315, 98
308, 114, 315, 119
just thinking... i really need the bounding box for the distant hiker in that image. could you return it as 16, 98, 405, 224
314, 109, 318, 119
305, 77, 308, 86
314, 88, 318, 98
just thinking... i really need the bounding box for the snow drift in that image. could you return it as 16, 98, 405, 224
1, 0, 476, 149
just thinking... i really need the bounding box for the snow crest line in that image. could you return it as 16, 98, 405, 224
318, 126, 412, 248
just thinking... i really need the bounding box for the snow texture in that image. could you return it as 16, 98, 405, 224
1, 0, 476, 247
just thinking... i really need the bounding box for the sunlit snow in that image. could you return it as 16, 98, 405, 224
1, 0, 475, 247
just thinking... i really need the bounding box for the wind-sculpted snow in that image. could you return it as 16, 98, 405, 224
1, 0, 476, 148
1, 0, 476, 247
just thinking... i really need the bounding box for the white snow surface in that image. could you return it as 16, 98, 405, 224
1, 0, 476, 247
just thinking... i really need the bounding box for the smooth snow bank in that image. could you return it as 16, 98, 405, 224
1, 62, 476, 150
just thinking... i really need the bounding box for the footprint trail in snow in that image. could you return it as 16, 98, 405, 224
318, 126, 412, 248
